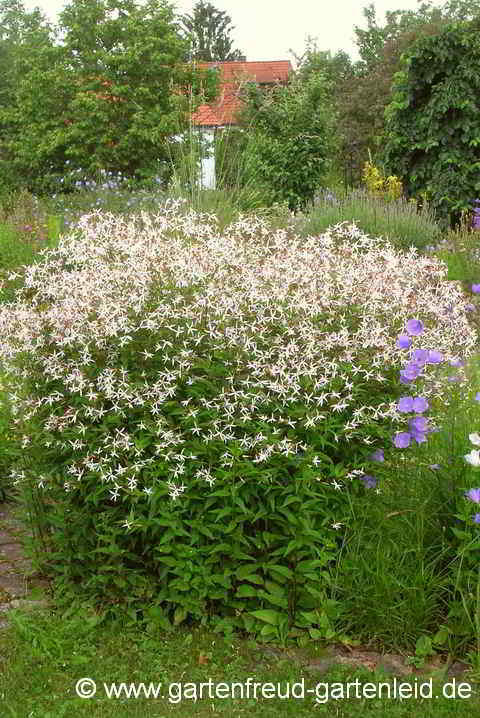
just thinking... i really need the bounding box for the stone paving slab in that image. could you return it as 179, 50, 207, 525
0, 502, 51, 631
0, 530, 15, 545
260, 644, 472, 681
0, 542, 27, 562
0, 573, 27, 601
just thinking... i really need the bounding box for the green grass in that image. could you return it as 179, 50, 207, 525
330, 347, 480, 659
1, 605, 480, 716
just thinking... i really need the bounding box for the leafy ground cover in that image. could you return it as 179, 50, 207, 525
1, 181, 480, 715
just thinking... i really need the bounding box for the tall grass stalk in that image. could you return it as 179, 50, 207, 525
165, 78, 288, 229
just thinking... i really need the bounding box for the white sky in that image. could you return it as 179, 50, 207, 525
23, 0, 446, 64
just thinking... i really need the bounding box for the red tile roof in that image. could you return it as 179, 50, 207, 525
191, 61, 293, 127
64, 62, 293, 130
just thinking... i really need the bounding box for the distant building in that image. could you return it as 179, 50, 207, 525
190, 60, 293, 189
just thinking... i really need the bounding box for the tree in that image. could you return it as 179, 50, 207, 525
0, 0, 215, 194
290, 38, 361, 187
353, 1, 480, 75
0, 0, 54, 85
380, 16, 480, 228
238, 72, 337, 211
352, 1, 444, 75
339, 10, 448, 182
180, 0, 245, 62
0, 0, 56, 192
331, 0, 480, 185
292, 38, 356, 87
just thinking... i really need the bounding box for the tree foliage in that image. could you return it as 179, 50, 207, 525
352, 1, 445, 74
340, 9, 448, 180
239, 72, 337, 212
329, 0, 480, 185
180, 0, 244, 62
380, 16, 480, 227
293, 38, 355, 87
290, 38, 362, 187
353, 1, 480, 74
0, 0, 216, 195
0, 0, 53, 92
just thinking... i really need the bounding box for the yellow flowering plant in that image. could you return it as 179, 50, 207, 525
362, 149, 403, 203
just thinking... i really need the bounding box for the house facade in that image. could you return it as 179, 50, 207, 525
190, 60, 293, 189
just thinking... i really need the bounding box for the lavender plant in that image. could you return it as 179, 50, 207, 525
0, 204, 477, 640
297, 187, 442, 255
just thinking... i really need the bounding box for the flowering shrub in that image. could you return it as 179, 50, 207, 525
0, 202, 477, 635
362, 154, 403, 203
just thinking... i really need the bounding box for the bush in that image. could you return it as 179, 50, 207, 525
239, 72, 337, 212
299, 187, 442, 255
381, 17, 480, 229
362, 155, 403, 202
0, 204, 476, 639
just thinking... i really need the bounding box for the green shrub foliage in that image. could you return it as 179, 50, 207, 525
0, 0, 219, 196
2, 206, 477, 640
239, 73, 337, 212
381, 16, 480, 228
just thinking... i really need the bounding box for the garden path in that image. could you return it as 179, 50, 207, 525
0, 502, 50, 629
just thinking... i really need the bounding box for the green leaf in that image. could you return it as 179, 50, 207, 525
260, 623, 278, 637
258, 591, 288, 610
243, 573, 264, 586
264, 580, 284, 596
173, 606, 187, 626
284, 539, 300, 556
154, 555, 177, 567
415, 635, 434, 657
299, 610, 319, 624
236, 564, 260, 580
433, 627, 449, 645
236, 584, 258, 598
279, 508, 299, 525
250, 609, 281, 626
452, 527, 470, 540
268, 564, 294, 580
296, 559, 328, 571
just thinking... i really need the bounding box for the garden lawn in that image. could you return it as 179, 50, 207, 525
1, 608, 480, 717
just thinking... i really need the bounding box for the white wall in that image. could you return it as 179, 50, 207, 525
199, 128, 216, 190
171, 127, 218, 190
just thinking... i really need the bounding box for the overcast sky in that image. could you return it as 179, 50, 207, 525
23, 0, 446, 64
